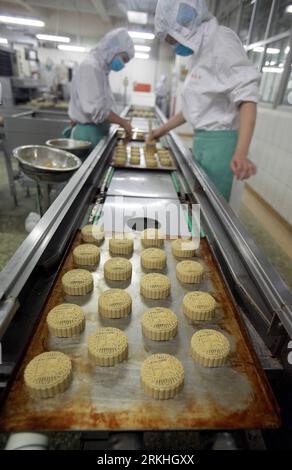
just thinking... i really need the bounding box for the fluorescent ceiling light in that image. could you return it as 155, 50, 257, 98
285, 5, 292, 13
135, 52, 150, 59
127, 11, 148, 24
267, 47, 280, 54
129, 31, 155, 40
36, 34, 70, 43
58, 45, 87, 52
0, 15, 44, 27
285, 46, 290, 54
253, 46, 264, 52
0, 37, 8, 44
134, 45, 151, 52
262, 66, 283, 74
253, 47, 280, 54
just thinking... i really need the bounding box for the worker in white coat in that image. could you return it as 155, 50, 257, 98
64, 28, 134, 150
151, 0, 260, 201
156, 74, 169, 116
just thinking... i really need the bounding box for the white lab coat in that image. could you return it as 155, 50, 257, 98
69, 28, 134, 125
155, 0, 260, 130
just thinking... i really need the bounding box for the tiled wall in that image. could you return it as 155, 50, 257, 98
249, 105, 292, 226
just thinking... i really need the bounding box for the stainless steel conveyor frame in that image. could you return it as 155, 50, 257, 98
0, 105, 291, 384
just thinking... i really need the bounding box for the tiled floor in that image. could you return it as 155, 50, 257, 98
0, 152, 37, 269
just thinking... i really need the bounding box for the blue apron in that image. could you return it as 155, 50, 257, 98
63, 122, 110, 155
193, 129, 238, 201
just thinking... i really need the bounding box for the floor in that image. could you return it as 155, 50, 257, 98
240, 191, 292, 290
0, 152, 36, 269
0, 142, 291, 450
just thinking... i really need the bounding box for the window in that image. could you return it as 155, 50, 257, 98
259, 38, 290, 102
283, 63, 292, 105
239, 0, 254, 44
215, 0, 292, 106
270, 0, 292, 36
251, 0, 273, 43
248, 49, 265, 70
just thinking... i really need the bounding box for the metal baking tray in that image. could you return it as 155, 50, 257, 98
0, 236, 280, 432
107, 170, 178, 199
117, 128, 146, 142
111, 143, 177, 172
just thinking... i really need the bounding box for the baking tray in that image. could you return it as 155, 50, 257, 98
0, 235, 280, 431
107, 170, 178, 199
111, 143, 177, 172
117, 128, 146, 142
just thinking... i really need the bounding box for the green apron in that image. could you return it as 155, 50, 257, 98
193, 129, 238, 201
62, 122, 110, 155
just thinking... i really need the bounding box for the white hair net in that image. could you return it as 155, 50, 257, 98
155, 0, 212, 49
93, 28, 135, 65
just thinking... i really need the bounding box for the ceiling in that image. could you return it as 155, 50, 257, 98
0, 0, 217, 45
0, 0, 158, 42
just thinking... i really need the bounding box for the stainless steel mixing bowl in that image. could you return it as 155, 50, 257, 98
46, 138, 92, 159
13, 145, 82, 183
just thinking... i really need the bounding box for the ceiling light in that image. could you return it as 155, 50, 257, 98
0, 37, 8, 44
285, 46, 290, 54
285, 5, 292, 13
58, 45, 87, 52
135, 52, 150, 59
253, 46, 264, 52
127, 11, 148, 24
0, 15, 44, 27
36, 34, 70, 43
262, 66, 283, 74
266, 47, 280, 54
129, 31, 155, 40
134, 45, 151, 52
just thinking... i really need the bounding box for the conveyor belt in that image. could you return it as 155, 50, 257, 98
0, 105, 289, 433
0, 159, 280, 432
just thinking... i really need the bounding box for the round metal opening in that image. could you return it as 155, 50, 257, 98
126, 217, 160, 232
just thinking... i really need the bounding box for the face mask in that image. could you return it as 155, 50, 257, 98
174, 43, 193, 57
110, 57, 125, 72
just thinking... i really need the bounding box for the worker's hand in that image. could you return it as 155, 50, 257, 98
231, 154, 257, 181
121, 120, 133, 141
149, 128, 163, 141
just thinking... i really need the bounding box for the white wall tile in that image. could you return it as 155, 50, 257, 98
250, 106, 292, 223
